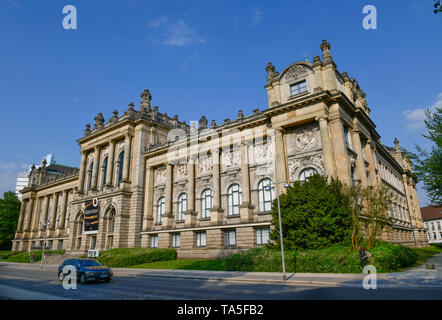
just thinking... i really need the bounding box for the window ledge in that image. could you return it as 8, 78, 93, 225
257, 211, 272, 215
227, 214, 241, 218
288, 91, 309, 100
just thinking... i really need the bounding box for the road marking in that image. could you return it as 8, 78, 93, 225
0, 284, 72, 300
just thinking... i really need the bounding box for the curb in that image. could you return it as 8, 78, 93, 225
115, 271, 343, 287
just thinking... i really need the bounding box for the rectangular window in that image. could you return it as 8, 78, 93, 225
196, 231, 207, 247
151, 235, 158, 248
290, 80, 307, 96
224, 230, 236, 247
107, 236, 113, 249
172, 233, 181, 248
256, 227, 270, 245
90, 236, 96, 250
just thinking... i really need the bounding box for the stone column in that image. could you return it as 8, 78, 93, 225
40, 195, 50, 231
162, 163, 173, 227
364, 140, 377, 186
122, 134, 132, 182
187, 157, 195, 213
58, 190, 69, 234
212, 149, 221, 210
329, 113, 351, 185
49, 193, 59, 231
240, 139, 254, 222
142, 165, 154, 231
185, 157, 197, 227
17, 200, 27, 233
91, 146, 100, 190
24, 198, 35, 232
317, 116, 336, 178
351, 128, 368, 186
31, 197, 41, 232
78, 151, 87, 193
106, 140, 116, 186
273, 127, 288, 194
210, 149, 224, 223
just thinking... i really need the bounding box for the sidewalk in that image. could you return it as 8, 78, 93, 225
2, 253, 441, 289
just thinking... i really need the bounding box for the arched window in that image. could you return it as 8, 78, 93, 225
87, 162, 93, 191
101, 156, 108, 190
227, 184, 242, 216
156, 197, 165, 223
78, 214, 84, 235
258, 178, 274, 212
177, 193, 187, 221
201, 189, 213, 219
117, 151, 124, 187
108, 209, 115, 233
299, 168, 318, 182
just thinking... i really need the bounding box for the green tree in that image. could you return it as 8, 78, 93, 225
270, 175, 352, 250
408, 107, 442, 206
361, 185, 393, 249
434, 1, 442, 14
0, 191, 21, 250
343, 184, 364, 250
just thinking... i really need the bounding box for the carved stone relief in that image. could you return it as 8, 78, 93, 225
252, 142, 273, 165
222, 149, 241, 170
198, 156, 213, 175
288, 153, 324, 182
286, 123, 321, 155
176, 163, 188, 180
283, 64, 308, 83
155, 167, 166, 185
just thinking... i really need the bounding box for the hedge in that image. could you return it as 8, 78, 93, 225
0, 250, 65, 263
84, 248, 177, 268
224, 242, 418, 273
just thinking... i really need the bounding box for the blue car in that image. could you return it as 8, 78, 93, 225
58, 259, 113, 284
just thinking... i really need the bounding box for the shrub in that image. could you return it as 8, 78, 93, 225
271, 175, 352, 250
91, 248, 177, 268
0, 250, 65, 263
224, 242, 418, 273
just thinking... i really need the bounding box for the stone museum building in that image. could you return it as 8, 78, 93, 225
12, 39, 428, 258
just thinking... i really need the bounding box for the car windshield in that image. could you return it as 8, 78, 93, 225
78, 260, 103, 267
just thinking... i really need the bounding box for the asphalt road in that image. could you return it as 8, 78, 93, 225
0, 263, 441, 300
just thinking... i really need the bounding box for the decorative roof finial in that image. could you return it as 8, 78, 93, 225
140, 88, 152, 112
394, 138, 400, 151
237, 110, 244, 120
199, 115, 208, 130
84, 123, 91, 136
93, 113, 105, 130
320, 39, 334, 65
210, 119, 216, 129
265, 62, 279, 81
109, 110, 119, 123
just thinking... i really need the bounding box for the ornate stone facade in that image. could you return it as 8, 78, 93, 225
12, 40, 428, 257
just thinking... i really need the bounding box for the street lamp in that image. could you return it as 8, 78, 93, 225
269, 130, 289, 281
40, 219, 50, 270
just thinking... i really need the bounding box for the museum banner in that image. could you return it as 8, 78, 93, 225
84, 198, 99, 234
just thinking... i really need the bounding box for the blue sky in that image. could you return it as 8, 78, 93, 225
0, 0, 440, 205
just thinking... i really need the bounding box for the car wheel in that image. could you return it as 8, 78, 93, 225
58, 272, 64, 282
104, 278, 111, 282
80, 273, 87, 284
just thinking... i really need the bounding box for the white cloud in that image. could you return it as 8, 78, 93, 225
149, 17, 206, 47
250, 6, 264, 26
402, 92, 441, 130
149, 16, 168, 28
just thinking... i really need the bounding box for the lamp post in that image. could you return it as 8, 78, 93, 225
40, 219, 50, 270
270, 129, 288, 281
